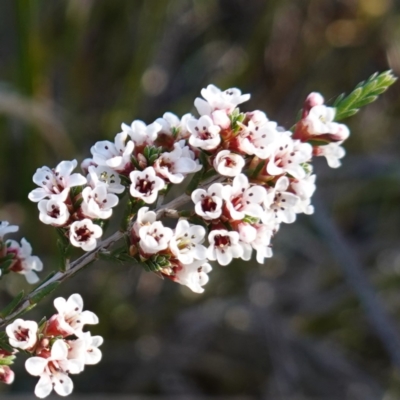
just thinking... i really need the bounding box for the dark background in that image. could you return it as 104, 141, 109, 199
1, 0, 400, 399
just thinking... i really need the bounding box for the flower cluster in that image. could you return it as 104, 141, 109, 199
4, 294, 101, 398
124, 85, 351, 293
0, 221, 43, 283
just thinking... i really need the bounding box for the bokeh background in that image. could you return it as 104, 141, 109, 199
1, 0, 400, 399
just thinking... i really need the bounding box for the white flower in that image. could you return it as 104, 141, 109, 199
187, 115, 221, 151
194, 84, 250, 116
155, 112, 193, 139
207, 230, 244, 266
0, 221, 18, 240
28, 160, 87, 202
133, 207, 157, 237
90, 132, 134, 172
292, 174, 316, 215
129, 167, 165, 204
305, 105, 350, 142
81, 184, 119, 220
122, 120, 161, 147
67, 332, 103, 366
317, 142, 346, 168
87, 165, 125, 194
238, 115, 280, 159
6, 239, 43, 284
6, 319, 38, 350
192, 183, 224, 220
46, 293, 99, 338
263, 176, 300, 224
213, 150, 245, 177
25, 339, 84, 399
38, 195, 70, 226
266, 135, 312, 180
138, 221, 173, 255
305, 105, 336, 134
222, 174, 266, 220
169, 220, 207, 264
173, 260, 212, 293
69, 219, 103, 251
154, 142, 202, 184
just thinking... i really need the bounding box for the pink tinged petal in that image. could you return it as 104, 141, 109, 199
194, 98, 212, 116
81, 310, 99, 325
25, 357, 48, 376
35, 374, 53, 399
212, 110, 231, 129
54, 297, 67, 314
28, 188, 49, 202
266, 159, 283, 176
51, 339, 69, 360
217, 250, 232, 266
68, 173, 87, 187
85, 347, 102, 365
275, 176, 289, 192
54, 373, 74, 397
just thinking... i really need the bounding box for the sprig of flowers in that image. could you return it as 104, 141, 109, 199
0, 71, 395, 397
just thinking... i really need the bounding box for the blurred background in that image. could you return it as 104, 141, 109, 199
0, 0, 400, 399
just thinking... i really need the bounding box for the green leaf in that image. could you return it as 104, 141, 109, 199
251, 160, 266, 178
0, 291, 24, 318
333, 70, 397, 121
0, 355, 16, 366
185, 168, 204, 195
30, 282, 60, 305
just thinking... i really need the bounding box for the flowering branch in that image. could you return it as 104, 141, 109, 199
0, 71, 396, 397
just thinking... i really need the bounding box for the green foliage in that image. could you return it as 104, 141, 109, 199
140, 254, 171, 273
229, 109, 246, 133
334, 70, 397, 121
0, 291, 24, 319
143, 145, 162, 165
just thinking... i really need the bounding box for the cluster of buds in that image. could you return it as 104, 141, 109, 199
0, 221, 43, 284
3, 294, 101, 398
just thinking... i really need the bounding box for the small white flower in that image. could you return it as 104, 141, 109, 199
67, 332, 103, 366
267, 135, 312, 180
87, 165, 125, 194
133, 207, 157, 237
155, 112, 193, 139
138, 221, 173, 255
222, 174, 266, 220
0, 221, 18, 240
6, 319, 38, 350
292, 174, 316, 215
28, 160, 87, 202
122, 120, 161, 147
169, 220, 207, 264
187, 115, 221, 151
238, 114, 280, 159
173, 260, 212, 293
46, 293, 99, 338
213, 150, 245, 177
38, 196, 70, 226
263, 176, 300, 224
154, 142, 202, 184
81, 184, 119, 220
317, 142, 346, 168
69, 219, 103, 251
192, 183, 224, 220
6, 239, 43, 284
90, 132, 134, 172
25, 339, 83, 399
207, 230, 244, 266
129, 167, 165, 204
194, 84, 250, 116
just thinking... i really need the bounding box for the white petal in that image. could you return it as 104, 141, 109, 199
35, 374, 53, 399
54, 374, 74, 397
51, 340, 68, 360
25, 357, 48, 376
